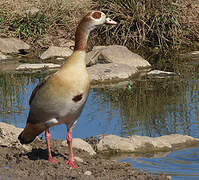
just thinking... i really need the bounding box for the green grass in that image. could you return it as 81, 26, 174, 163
9, 13, 46, 40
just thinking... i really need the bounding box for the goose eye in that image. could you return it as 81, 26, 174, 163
92, 11, 102, 19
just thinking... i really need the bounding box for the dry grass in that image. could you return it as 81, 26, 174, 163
0, 0, 198, 54
0, 0, 92, 49
92, 0, 199, 52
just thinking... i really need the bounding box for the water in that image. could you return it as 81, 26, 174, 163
0, 62, 199, 179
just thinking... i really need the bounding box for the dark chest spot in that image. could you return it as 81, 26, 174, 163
72, 94, 83, 102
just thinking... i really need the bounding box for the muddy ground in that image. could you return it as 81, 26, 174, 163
0, 139, 170, 180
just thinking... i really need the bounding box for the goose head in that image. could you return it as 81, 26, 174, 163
81, 11, 117, 31
75, 11, 117, 51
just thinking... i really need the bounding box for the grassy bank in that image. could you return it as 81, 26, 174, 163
92, 0, 199, 51
0, 0, 92, 49
0, 0, 198, 58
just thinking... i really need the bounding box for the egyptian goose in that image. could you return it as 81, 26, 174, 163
18, 11, 117, 168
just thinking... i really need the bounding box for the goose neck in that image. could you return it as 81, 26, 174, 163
74, 24, 91, 51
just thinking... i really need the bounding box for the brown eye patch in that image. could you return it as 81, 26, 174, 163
92, 11, 102, 19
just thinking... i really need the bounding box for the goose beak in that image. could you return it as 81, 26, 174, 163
105, 17, 117, 25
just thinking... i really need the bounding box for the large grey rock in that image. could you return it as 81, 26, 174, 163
40, 46, 73, 60
62, 138, 96, 156
87, 63, 138, 83
0, 122, 32, 151
98, 45, 151, 69
0, 38, 30, 54
16, 63, 61, 70
97, 134, 199, 153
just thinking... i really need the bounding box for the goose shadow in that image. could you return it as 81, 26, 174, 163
25, 148, 62, 161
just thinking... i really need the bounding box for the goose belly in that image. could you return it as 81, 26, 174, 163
29, 90, 88, 128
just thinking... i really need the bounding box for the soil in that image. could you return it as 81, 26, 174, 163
0, 139, 169, 180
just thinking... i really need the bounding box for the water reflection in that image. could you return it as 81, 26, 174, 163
0, 72, 198, 139
120, 145, 199, 179
0, 67, 199, 179
93, 77, 199, 138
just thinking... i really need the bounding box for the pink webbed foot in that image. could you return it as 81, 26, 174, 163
48, 156, 58, 163
66, 160, 77, 168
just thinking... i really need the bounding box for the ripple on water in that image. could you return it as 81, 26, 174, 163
120, 146, 199, 179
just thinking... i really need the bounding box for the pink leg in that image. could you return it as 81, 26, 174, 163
45, 129, 57, 163
66, 130, 77, 168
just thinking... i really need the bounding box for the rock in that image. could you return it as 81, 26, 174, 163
86, 50, 101, 66
74, 156, 83, 163
96, 134, 199, 153
155, 134, 199, 149
97, 135, 137, 152
0, 122, 32, 151
87, 63, 138, 84
58, 39, 75, 48
0, 61, 20, 72
130, 135, 172, 152
62, 138, 96, 156
0, 38, 30, 54
84, 171, 92, 176
98, 45, 151, 69
180, 51, 199, 59
40, 46, 73, 60
16, 63, 61, 70
0, 122, 22, 142
146, 70, 177, 78
0, 52, 8, 60
92, 46, 106, 51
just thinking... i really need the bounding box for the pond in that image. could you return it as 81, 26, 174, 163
0, 59, 199, 179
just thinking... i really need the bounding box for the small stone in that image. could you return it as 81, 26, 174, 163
22, 145, 32, 152
180, 51, 199, 59
56, 57, 65, 60
92, 46, 106, 51
0, 52, 8, 60
16, 63, 61, 70
84, 171, 92, 176
147, 70, 177, 78
74, 156, 83, 163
